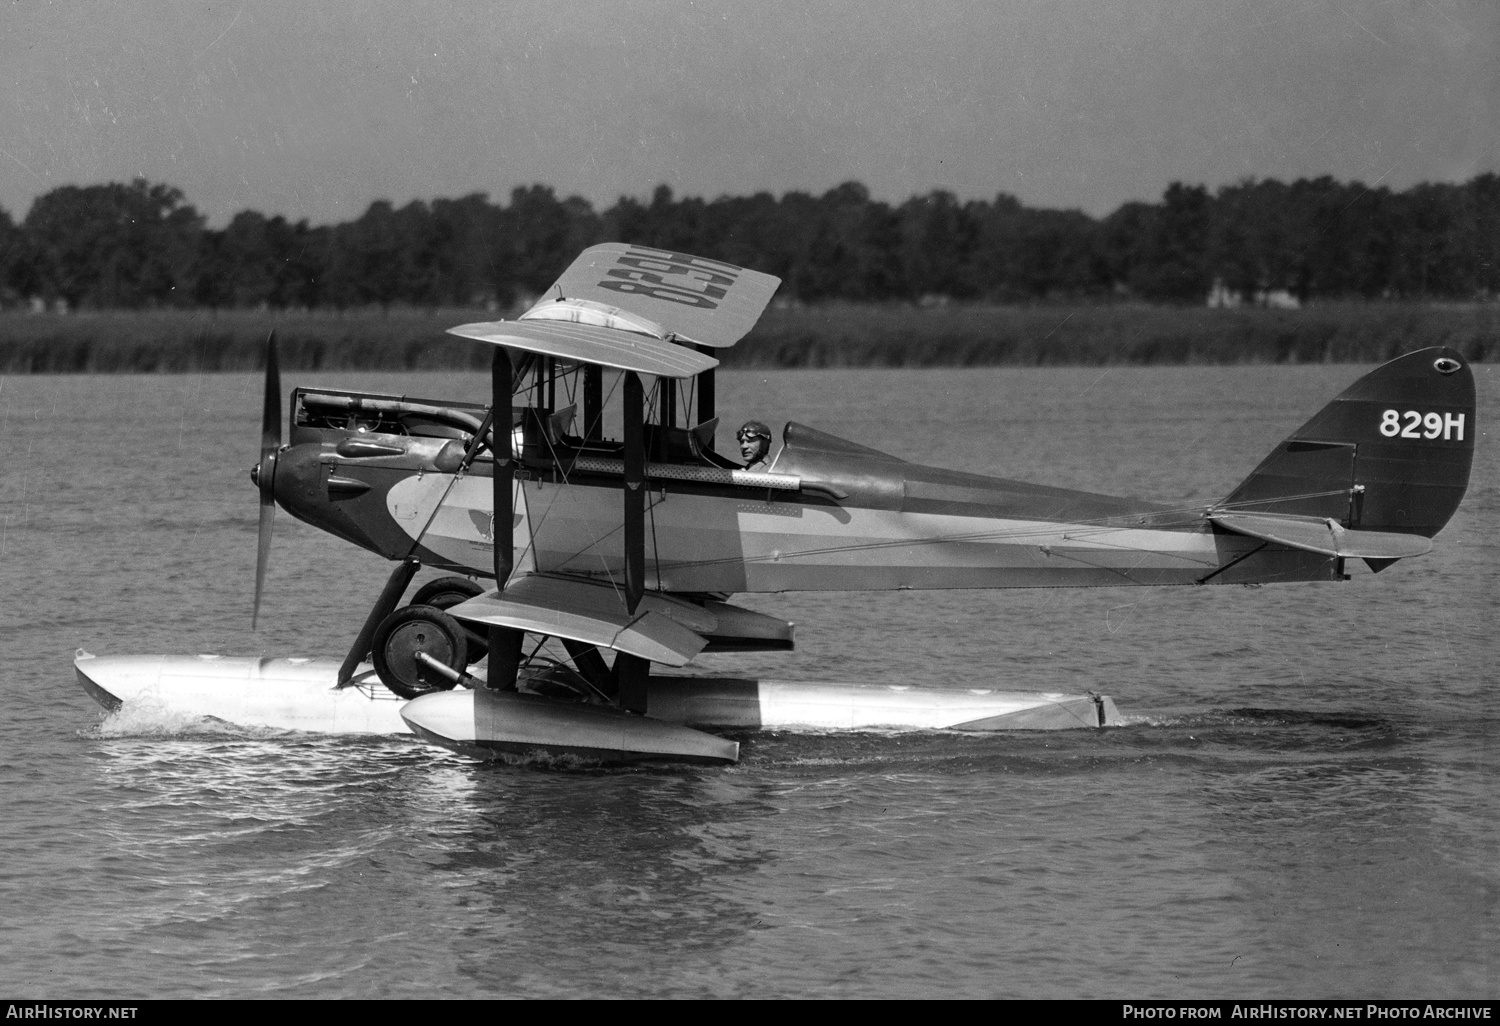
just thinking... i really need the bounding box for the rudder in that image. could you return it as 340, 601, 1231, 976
1218, 348, 1475, 537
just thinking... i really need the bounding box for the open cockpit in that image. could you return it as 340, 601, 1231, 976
290, 352, 758, 480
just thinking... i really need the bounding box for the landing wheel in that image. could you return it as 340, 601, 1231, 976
410, 576, 483, 608
372, 604, 469, 699
408, 577, 488, 664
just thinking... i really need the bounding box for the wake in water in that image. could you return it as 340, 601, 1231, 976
1108, 705, 1391, 729
93, 696, 310, 740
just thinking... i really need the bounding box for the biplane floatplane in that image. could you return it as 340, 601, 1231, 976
75, 244, 1476, 764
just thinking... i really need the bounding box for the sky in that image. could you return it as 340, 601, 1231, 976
2, 0, 1496, 226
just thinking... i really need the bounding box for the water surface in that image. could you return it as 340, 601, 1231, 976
0, 363, 1494, 998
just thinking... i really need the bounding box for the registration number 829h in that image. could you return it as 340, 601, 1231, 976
1379, 409, 1465, 441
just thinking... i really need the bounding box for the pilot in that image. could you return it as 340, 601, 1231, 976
737, 420, 773, 471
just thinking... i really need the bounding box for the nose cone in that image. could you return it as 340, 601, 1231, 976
251, 445, 281, 496
265, 443, 387, 554
264, 444, 323, 517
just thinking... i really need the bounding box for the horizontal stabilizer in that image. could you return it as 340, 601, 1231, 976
446, 575, 710, 666
541, 243, 781, 348
1210, 513, 1432, 559
445, 320, 717, 379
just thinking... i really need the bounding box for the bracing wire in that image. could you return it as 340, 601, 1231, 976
511, 370, 627, 575
466, 359, 1355, 586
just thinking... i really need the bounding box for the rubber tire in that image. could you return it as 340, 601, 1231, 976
372, 604, 469, 700
408, 577, 488, 665
410, 576, 483, 609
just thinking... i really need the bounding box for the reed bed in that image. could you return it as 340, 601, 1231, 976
0, 302, 1493, 373
739, 302, 1498, 367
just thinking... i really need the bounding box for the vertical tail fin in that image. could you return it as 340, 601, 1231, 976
1218, 348, 1475, 538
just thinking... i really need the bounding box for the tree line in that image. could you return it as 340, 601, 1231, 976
0, 174, 1495, 311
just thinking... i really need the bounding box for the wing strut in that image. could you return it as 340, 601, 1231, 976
697, 345, 715, 427
488, 348, 523, 691
583, 364, 602, 440
623, 371, 646, 614
617, 370, 651, 710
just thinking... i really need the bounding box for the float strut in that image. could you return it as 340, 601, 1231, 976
486, 626, 522, 692
337, 558, 420, 686
415, 651, 481, 689
614, 653, 650, 714
561, 639, 616, 698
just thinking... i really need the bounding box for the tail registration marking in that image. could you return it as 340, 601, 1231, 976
1380, 409, 1464, 441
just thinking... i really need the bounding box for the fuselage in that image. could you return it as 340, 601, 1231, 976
268, 387, 1340, 594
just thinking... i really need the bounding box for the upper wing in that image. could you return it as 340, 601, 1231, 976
540, 243, 781, 348
446, 244, 780, 375
445, 318, 717, 379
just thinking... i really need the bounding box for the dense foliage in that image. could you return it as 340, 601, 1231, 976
0, 175, 1496, 310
